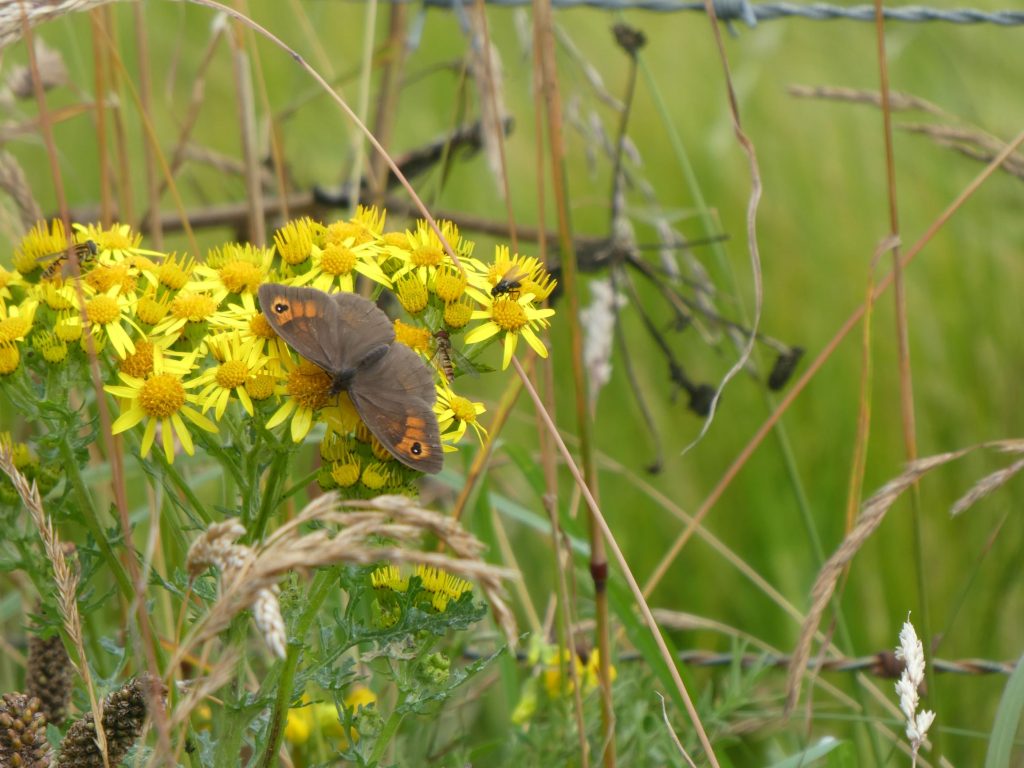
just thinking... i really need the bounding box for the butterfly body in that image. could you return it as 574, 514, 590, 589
258, 284, 443, 474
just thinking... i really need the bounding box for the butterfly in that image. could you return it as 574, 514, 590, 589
258, 284, 443, 473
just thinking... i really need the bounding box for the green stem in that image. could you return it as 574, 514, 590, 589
280, 467, 320, 501
58, 437, 133, 600
253, 448, 290, 541
153, 450, 212, 525
257, 569, 337, 768
369, 708, 406, 764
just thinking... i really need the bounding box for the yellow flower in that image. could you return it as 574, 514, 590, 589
470, 246, 549, 302
370, 564, 409, 592
464, 291, 555, 369
0, 299, 37, 344
0, 342, 19, 375
265, 359, 332, 443
75, 286, 141, 359
105, 352, 218, 463
387, 219, 486, 287
273, 216, 323, 266
155, 253, 196, 290
294, 239, 392, 293
393, 319, 431, 353
432, 263, 468, 302
32, 332, 68, 364
191, 333, 269, 419
72, 222, 164, 263
208, 294, 291, 367
360, 462, 392, 490
13, 219, 69, 275
394, 276, 429, 315
414, 564, 471, 611
324, 205, 385, 247
284, 698, 314, 745
443, 297, 474, 329
435, 383, 487, 447
151, 291, 219, 340
0, 266, 23, 301
189, 243, 273, 302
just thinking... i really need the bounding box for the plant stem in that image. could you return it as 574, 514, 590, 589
58, 437, 133, 600
257, 568, 336, 768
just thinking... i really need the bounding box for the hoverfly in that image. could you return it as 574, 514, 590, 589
432, 329, 485, 383
38, 239, 99, 279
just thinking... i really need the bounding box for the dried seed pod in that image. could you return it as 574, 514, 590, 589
26, 632, 73, 726
56, 674, 166, 768
0, 692, 52, 768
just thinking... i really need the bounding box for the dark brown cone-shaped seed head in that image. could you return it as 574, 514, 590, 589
56, 674, 166, 768
26, 633, 73, 726
0, 692, 53, 768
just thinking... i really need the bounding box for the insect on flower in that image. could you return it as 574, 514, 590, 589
38, 240, 99, 279
432, 329, 482, 383
490, 264, 530, 299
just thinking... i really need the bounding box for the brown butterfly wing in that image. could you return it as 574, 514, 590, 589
328, 291, 395, 366
258, 284, 394, 373
259, 284, 343, 371
349, 343, 443, 474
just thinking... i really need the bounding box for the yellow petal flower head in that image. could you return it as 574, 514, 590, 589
0, 298, 37, 344
0, 266, 23, 302
435, 383, 487, 447
72, 222, 164, 264
192, 332, 269, 419
393, 319, 431, 353
387, 219, 486, 288
13, 219, 69, 276
324, 205, 385, 247
464, 290, 555, 369
295, 237, 391, 293
151, 290, 219, 343
273, 216, 323, 267
105, 350, 218, 463
209, 293, 293, 370
189, 243, 274, 303
155, 253, 196, 291
0, 342, 19, 375
265, 357, 332, 443
75, 285, 141, 359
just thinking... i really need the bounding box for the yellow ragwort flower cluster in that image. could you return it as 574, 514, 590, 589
0, 212, 556, 481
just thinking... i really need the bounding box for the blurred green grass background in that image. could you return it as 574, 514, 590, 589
2, 0, 1023, 761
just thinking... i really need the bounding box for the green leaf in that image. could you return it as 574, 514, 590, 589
766, 736, 848, 768
984, 651, 1024, 768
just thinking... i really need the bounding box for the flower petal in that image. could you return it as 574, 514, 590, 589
501, 331, 518, 370
522, 327, 548, 359
465, 322, 500, 345
111, 405, 146, 434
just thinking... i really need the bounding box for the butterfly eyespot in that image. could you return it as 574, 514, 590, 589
411, 442, 422, 456
274, 302, 289, 313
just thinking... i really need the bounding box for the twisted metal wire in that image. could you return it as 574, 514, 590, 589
420, 0, 1024, 27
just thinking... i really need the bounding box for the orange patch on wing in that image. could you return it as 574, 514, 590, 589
395, 415, 430, 457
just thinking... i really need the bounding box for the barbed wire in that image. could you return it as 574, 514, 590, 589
468, 647, 1020, 677
421, 0, 1024, 27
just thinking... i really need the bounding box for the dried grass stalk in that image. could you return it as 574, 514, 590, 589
785, 438, 1024, 712
0, 443, 109, 759
951, 452, 1024, 517
184, 493, 517, 662
0, 0, 119, 51
0, 151, 43, 232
